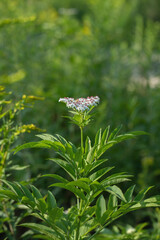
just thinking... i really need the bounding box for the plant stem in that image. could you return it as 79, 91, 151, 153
2, 201, 15, 238
80, 126, 84, 154
75, 199, 83, 240
75, 216, 81, 240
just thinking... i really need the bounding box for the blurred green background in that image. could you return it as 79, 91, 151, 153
1, 0, 160, 234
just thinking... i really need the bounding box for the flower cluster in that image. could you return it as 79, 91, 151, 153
59, 96, 100, 112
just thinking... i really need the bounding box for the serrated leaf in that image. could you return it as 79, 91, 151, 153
48, 207, 63, 223
101, 126, 110, 146
107, 194, 118, 210
74, 147, 83, 167
94, 128, 102, 150
0, 189, 18, 200
125, 185, 136, 202
37, 198, 47, 213
42, 174, 69, 183
90, 181, 106, 201
81, 206, 96, 222
13, 141, 52, 154
128, 131, 148, 136
134, 186, 153, 202
101, 173, 132, 187
85, 136, 92, 156
67, 179, 90, 194
30, 185, 42, 199
20, 223, 62, 240
86, 146, 97, 163
16, 183, 35, 202
89, 167, 114, 181
8, 165, 29, 171
1, 180, 23, 199
86, 159, 109, 176
47, 191, 57, 210
49, 158, 76, 180
111, 131, 148, 144
108, 126, 122, 141
50, 182, 86, 200
96, 141, 117, 158
36, 134, 57, 141
96, 195, 106, 220
21, 196, 35, 208
100, 209, 114, 225
106, 185, 127, 202
130, 200, 160, 210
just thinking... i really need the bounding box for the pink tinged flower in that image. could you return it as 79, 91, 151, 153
59, 96, 100, 112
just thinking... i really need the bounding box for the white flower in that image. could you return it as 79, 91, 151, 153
59, 96, 100, 112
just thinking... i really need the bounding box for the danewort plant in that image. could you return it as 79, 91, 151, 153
0, 96, 160, 240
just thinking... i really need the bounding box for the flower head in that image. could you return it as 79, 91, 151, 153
59, 96, 100, 112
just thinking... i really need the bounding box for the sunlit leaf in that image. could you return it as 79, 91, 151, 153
96, 195, 106, 220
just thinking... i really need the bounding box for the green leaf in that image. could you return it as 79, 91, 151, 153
108, 126, 122, 141
65, 142, 75, 159
96, 195, 106, 220
16, 183, 35, 202
74, 147, 83, 167
47, 191, 57, 209
13, 141, 52, 154
96, 141, 117, 158
50, 182, 86, 200
48, 207, 64, 223
0, 189, 18, 200
42, 174, 68, 183
36, 134, 57, 141
81, 206, 96, 222
107, 194, 118, 210
113, 131, 148, 144
49, 158, 76, 180
20, 223, 62, 240
101, 173, 132, 186
129, 197, 160, 210
37, 198, 47, 213
134, 186, 153, 202
90, 181, 105, 193
21, 196, 35, 208
89, 167, 114, 181
100, 209, 114, 225
2, 180, 23, 199
106, 185, 127, 202
101, 126, 110, 146
94, 128, 102, 150
30, 185, 42, 199
85, 136, 92, 155
67, 179, 90, 194
32, 234, 50, 240
86, 159, 109, 176
8, 164, 29, 171
128, 131, 148, 136
125, 185, 136, 202
86, 146, 97, 163
90, 181, 105, 202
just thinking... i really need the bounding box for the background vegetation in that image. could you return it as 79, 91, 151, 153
0, 0, 160, 238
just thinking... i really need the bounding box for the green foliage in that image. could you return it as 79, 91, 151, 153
0, 86, 43, 239
0, 0, 160, 238
0, 86, 43, 179
1, 106, 160, 239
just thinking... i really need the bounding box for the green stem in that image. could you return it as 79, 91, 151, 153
77, 197, 80, 209
87, 213, 125, 240
75, 199, 83, 240
75, 216, 81, 240
80, 126, 84, 154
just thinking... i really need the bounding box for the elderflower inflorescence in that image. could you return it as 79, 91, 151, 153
59, 96, 100, 112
